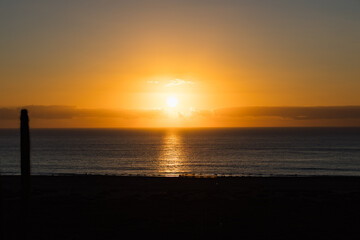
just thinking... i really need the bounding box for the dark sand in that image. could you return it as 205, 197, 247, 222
2, 176, 360, 239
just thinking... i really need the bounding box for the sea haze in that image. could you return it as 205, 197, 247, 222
1, 128, 360, 177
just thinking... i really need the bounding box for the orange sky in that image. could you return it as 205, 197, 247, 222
1, 1, 360, 127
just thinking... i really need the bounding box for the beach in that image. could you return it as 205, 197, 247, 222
2, 176, 360, 239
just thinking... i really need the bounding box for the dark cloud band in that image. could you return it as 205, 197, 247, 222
1, 106, 360, 121
214, 106, 360, 120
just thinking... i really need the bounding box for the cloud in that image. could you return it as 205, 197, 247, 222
0, 105, 164, 120
214, 106, 360, 120
147, 80, 159, 84
1, 105, 360, 127
166, 79, 195, 87
1, 106, 360, 121
189, 108, 213, 117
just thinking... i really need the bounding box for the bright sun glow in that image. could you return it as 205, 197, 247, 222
167, 96, 178, 108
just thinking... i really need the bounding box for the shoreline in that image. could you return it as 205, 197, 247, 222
2, 175, 360, 239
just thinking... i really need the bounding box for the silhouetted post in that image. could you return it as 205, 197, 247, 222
20, 109, 30, 238
21, 109, 31, 189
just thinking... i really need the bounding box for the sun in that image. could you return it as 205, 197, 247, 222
167, 96, 178, 108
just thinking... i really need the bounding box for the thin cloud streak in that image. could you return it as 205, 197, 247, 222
166, 79, 195, 87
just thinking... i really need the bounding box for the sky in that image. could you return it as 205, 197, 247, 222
1, 0, 360, 127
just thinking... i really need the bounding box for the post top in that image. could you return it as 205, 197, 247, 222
20, 109, 29, 121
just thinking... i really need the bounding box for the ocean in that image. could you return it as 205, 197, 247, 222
1, 128, 360, 177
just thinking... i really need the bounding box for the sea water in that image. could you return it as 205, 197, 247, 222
1, 128, 360, 176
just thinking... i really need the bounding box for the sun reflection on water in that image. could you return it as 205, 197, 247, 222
158, 130, 187, 177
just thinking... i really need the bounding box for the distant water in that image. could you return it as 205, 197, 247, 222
1, 128, 360, 177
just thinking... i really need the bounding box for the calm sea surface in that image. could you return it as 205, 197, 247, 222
1, 128, 360, 177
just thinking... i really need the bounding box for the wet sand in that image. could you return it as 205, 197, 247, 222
2, 176, 360, 239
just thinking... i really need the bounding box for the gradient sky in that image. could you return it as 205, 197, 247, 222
1, 0, 360, 127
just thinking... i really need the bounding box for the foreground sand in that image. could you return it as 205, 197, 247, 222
2, 176, 360, 239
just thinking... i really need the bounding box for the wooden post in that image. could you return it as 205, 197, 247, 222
21, 109, 31, 188
20, 109, 30, 238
